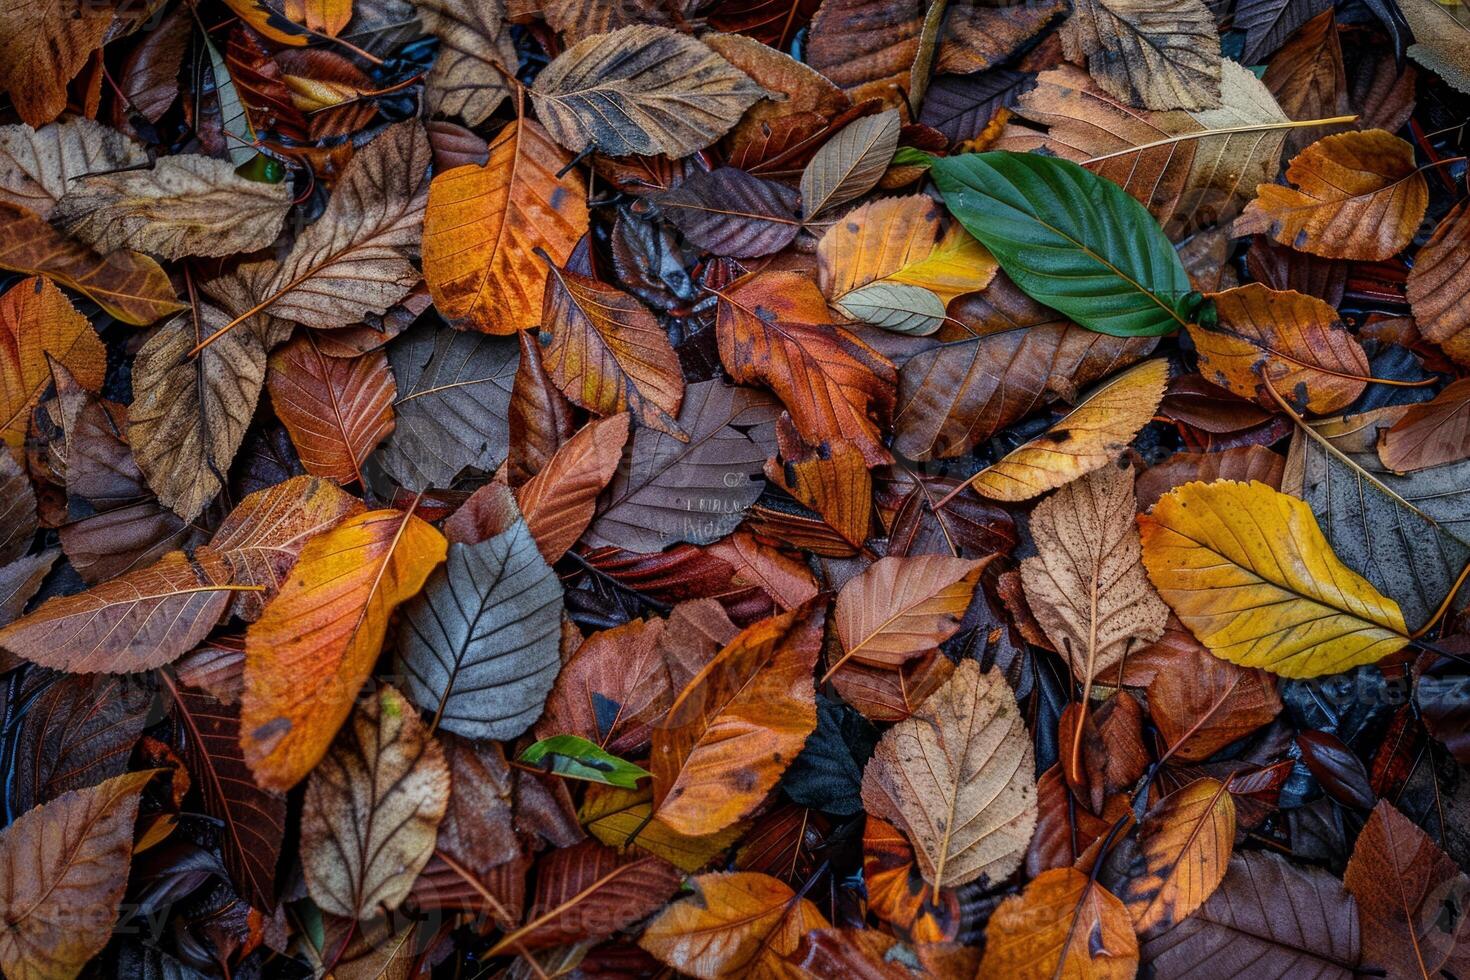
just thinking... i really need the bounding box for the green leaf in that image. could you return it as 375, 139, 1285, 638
926, 151, 1194, 337
519, 735, 651, 789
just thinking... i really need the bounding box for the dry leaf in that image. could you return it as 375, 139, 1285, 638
0, 0, 113, 126
515, 412, 630, 562
0, 118, 148, 219
531, 26, 767, 157
52, 155, 290, 259
0, 276, 104, 457
1117, 777, 1235, 934
861, 659, 1037, 888
242, 508, 446, 791
979, 867, 1139, 978
830, 554, 986, 675
800, 109, 901, 220
1233, 129, 1428, 260
806, 0, 922, 108
1021, 462, 1168, 685
956, 358, 1169, 502
418, 0, 517, 124
301, 685, 450, 919
1061, 0, 1222, 111
422, 118, 588, 334
1377, 377, 1470, 472
1406, 199, 1470, 357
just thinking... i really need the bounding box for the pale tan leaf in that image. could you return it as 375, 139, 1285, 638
418, 0, 517, 124
0, 118, 148, 219
1021, 463, 1168, 685
301, 685, 451, 919
1061, 0, 1222, 111
800, 109, 901, 220
52, 155, 291, 259
861, 659, 1037, 889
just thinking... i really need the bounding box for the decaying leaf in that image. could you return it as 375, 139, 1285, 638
861, 659, 1037, 889
301, 685, 451, 919
830, 554, 986, 676
1061, 0, 1222, 111
1116, 777, 1235, 935
267, 332, 396, 486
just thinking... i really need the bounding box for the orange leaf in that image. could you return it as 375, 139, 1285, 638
422, 119, 588, 334
541, 261, 685, 437
516, 412, 630, 562
863, 815, 961, 942
1407, 200, 1470, 357
979, 867, 1139, 979
266, 332, 396, 485
536, 615, 669, 754
0, 203, 182, 325
0, 0, 113, 126
1191, 284, 1371, 414
0, 276, 104, 456
829, 554, 986, 677
651, 600, 824, 836
1116, 776, 1235, 935
764, 416, 872, 550
639, 871, 831, 978
716, 272, 896, 467
241, 508, 447, 791
1233, 130, 1428, 261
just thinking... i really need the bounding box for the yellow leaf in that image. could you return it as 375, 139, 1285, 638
580, 783, 744, 872
1116, 777, 1234, 935
951, 358, 1170, 502
1139, 480, 1407, 678
241, 509, 447, 790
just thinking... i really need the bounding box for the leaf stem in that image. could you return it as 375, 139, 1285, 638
1083, 115, 1361, 165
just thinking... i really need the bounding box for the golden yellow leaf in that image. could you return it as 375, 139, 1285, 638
950, 358, 1170, 502
979, 867, 1139, 979
422, 118, 588, 334
580, 783, 745, 872
1139, 480, 1408, 678
241, 509, 447, 791
1116, 777, 1235, 935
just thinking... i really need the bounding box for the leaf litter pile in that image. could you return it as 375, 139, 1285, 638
4, 0, 1470, 977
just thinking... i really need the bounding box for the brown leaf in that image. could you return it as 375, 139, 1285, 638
301, 685, 451, 919
266, 332, 395, 485
765, 418, 872, 550
1262, 9, 1350, 155
242, 509, 447, 791
0, 547, 236, 673
1135, 445, 1285, 510
1021, 463, 1168, 686
939, 0, 1068, 74
537, 616, 669, 754
1116, 777, 1235, 935
1026, 765, 1114, 876
52, 155, 291, 260
422, 118, 588, 334
1378, 378, 1470, 472
1344, 800, 1470, 977
515, 412, 631, 562
0, 0, 113, 126
541, 261, 685, 437
979, 867, 1139, 978
1233, 129, 1428, 260
490, 840, 681, 954
531, 26, 767, 157
863, 815, 961, 941
1407, 200, 1470, 358
0, 118, 149, 219
799, 108, 902, 220
1061, 0, 1222, 111
716, 272, 896, 467
418, 0, 517, 124
652, 600, 823, 836
861, 659, 1037, 888
128, 305, 267, 522
508, 329, 576, 486
830, 554, 985, 677
1147, 632, 1281, 761
655, 167, 802, 258
807, 0, 922, 108
894, 274, 1155, 460
0, 202, 182, 325
639, 871, 831, 977
207, 474, 365, 621
0, 771, 154, 980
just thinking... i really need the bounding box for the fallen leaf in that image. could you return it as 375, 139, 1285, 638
1022, 462, 1168, 688
241, 508, 446, 791
266, 332, 396, 486
799, 108, 901, 220
301, 685, 451, 919
1378, 377, 1470, 472
1233, 129, 1428, 261
1116, 776, 1235, 935
128, 305, 267, 521
0, 0, 114, 126
52, 154, 291, 259
639, 871, 830, 978
1139, 479, 1408, 677
540, 259, 685, 437
655, 167, 802, 258
1402, 0, 1470, 94
514, 412, 630, 562
1135, 445, 1285, 510
0, 202, 182, 325
652, 600, 823, 836
861, 659, 1037, 888
1146, 629, 1282, 761
1406, 200, 1470, 359
0, 118, 148, 219
716, 271, 896, 467
395, 518, 563, 740
0, 771, 154, 980
829, 554, 986, 677
531, 26, 767, 157
581, 783, 744, 872
1262, 9, 1350, 156
954, 358, 1170, 502
806, 0, 922, 107
0, 276, 105, 457
422, 118, 587, 334
1190, 283, 1371, 414
1061, 0, 1221, 111
979, 867, 1139, 978
418, 0, 517, 124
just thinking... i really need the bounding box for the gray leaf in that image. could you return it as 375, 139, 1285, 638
395, 520, 563, 740
587, 380, 778, 552
1284, 407, 1470, 631
376, 321, 518, 490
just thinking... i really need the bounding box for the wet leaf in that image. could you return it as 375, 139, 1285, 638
1117, 776, 1234, 935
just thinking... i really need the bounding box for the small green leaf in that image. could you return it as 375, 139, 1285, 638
926, 151, 1193, 337
519, 735, 651, 788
